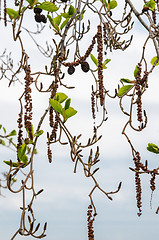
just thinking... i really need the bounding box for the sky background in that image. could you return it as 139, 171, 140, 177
1, 0, 159, 239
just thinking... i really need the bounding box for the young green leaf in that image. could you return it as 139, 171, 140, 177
37, 2, 58, 12
61, 13, 70, 18
25, 0, 38, 6
0, 124, 2, 129
120, 78, 132, 83
109, 0, 117, 9
3, 127, 6, 134
18, 143, 27, 160
90, 54, 98, 66
6, 8, 20, 20
144, 0, 155, 11
65, 98, 71, 110
9, 130, 17, 136
49, 99, 63, 114
147, 143, 159, 154
3, 160, 23, 167
0, 139, 5, 145
53, 15, 62, 26
34, 130, 44, 137
55, 92, 68, 103
134, 65, 139, 78
151, 56, 159, 66
118, 85, 133, 97
69, 5, 76, 15
65, 107, 77, 120
21, 155, 28, 164
60, 18, 69, 30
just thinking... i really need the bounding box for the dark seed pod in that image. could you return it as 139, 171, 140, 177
35, 13, 42, 23
34, 7, 42, 14
68, 66, 75, 75
81, 62, 90, 73
41, 14, 47, 23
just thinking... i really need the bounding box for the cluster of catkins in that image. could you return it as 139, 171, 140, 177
59, 25, 105, 106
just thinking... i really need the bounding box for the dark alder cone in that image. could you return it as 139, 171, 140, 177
61, 0, 68, 2
35, 13, 42, 23
41, 14, 47, 23
68, 66, 75, 75
34, 7, 42, 14
81, 62, 90, 73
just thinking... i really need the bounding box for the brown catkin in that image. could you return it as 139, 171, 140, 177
4, 0, 7, 26
97, 25, 104, 106
87, 205, 95, 240
59, 34, 97, 68
50, 112, 59, 141
24, 65, 33, 140
150, 170, 157, 192
47, 144, 52, 163
91, 89, 96, 120
135, 64, 143, 124
133, 152, 142, 216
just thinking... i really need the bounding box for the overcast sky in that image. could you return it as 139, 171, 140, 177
1, 1, 159, 240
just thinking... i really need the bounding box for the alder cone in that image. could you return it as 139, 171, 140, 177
35, 14, 42, 23
81, 62, 90, 72
68, 66, 75, 75
34, 7, 42, 14
41, 14, 47, 23
61, 0, 68, 2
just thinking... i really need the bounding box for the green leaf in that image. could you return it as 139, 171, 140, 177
118, 85, 133, 97
18, 143, 27, 160
34, 130, 44, 137
0, 124, 2, 129
53, 15, 62, 26
25, 0, 38, 6
65, 98, 71, 110
3, 160, 23, 167
61, 13, 70, 18
37, 2, 59, 12
0, 139, 5, 145
151, 56, 159, 66
103, 59, 111, 65
60, 18, 69, 30
47, 14, 54, 26
55, 92, 68, 103
69, 5, 76, 15
6, 8, 19, 20
49, 99, 63, 114
103, 59, 111, 69
3, 127, 6, 134
90, 54, 98, 66
134, 65, 139, 78
147, 143, 159, 154
109, 0, 117, 9
21, 155, 28, 164
120, 78, 132, 83
144, 0, 155, 11
9, 130, 17, 136
65, 107, 77, 120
